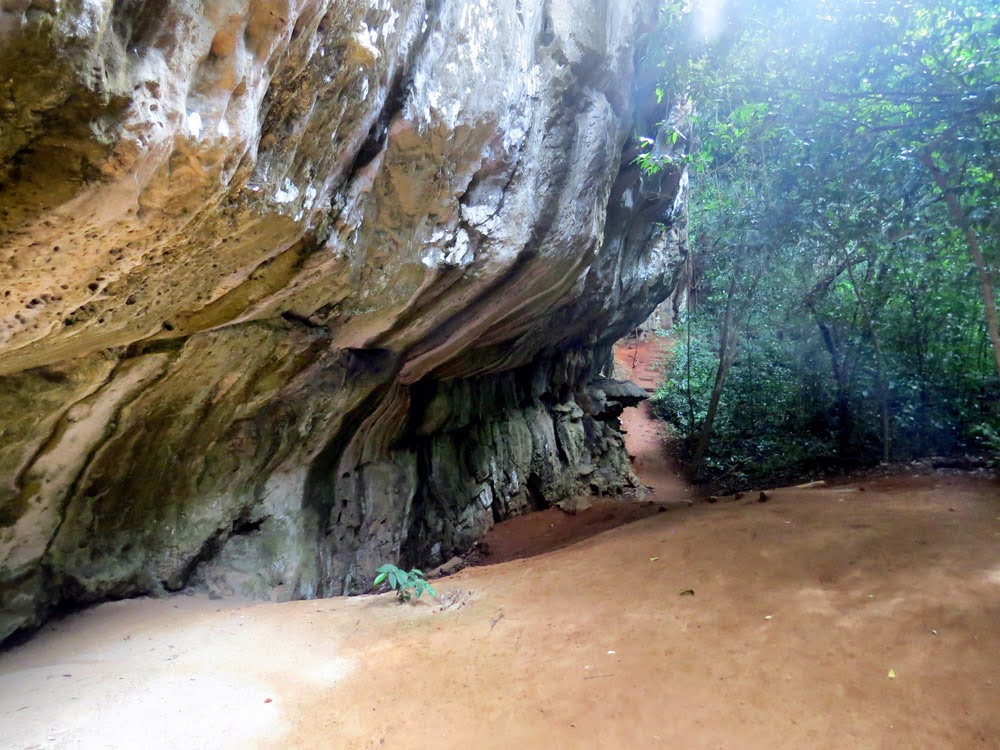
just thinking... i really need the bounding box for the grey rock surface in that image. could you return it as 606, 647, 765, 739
0, 0, 687, 641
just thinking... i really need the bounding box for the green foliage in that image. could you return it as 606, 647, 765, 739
657, 303, 999, 489
655, 314, 842, 488
643, 0, 1000, 486
971, 423, 1000, 467
373, 564, 436, 603
972, 423, 1000, 452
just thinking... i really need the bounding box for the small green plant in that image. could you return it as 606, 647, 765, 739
373, 564, 436, 602
971, 423, 1000, 467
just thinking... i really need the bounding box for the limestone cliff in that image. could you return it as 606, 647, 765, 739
0, 0, 687, 641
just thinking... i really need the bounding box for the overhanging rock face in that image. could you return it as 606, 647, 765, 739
0, 0, 687, 641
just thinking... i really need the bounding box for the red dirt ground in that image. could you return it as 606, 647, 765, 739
613, 336, 691, 504
2, 337, 999, 750
474, 336, 690, 566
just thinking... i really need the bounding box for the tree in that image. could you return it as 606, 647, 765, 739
645, 0, 1000, 487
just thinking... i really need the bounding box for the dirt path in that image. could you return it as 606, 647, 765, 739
614, 336, 692, 504
472, 336, 689, 565
2, 340, 1000, 750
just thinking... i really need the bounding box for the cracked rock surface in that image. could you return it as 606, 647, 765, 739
0, 0, 687, 641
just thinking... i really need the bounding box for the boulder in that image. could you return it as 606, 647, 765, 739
0, 0, 688, 642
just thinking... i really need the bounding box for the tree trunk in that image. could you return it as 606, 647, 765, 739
689, 337, 737, 479
846, 257, 891, 464
918, 150, 1000, 383
685, 301, 695, 436
813, 315, 853, 458
802, 259, 858, 460
688, 278, 738, 478
689, 269, 761, 479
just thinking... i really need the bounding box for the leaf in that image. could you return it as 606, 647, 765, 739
376, 564, 395, 574
649, 556, 660, 562
679, 589, 696, 596
409, 569, 424, 578
388, 571, 397, 590
373, 572, 387, 586
888, 668, 896, 679
426, 583, 437, 598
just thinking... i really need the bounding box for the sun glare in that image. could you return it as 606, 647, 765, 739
692, 0, 727, 42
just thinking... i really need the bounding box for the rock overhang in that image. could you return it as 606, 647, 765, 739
0, 0, 688, 642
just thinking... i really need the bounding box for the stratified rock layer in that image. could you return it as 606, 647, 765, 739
0, 0, 687, 640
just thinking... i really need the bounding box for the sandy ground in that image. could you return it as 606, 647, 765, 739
2, 338, 1000, 750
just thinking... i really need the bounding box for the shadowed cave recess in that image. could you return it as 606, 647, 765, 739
0, 0, 687, 642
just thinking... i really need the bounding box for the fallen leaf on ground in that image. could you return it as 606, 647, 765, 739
887, 669, 896, 679
679, 589, 695, 596
649, 556, 659, 562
